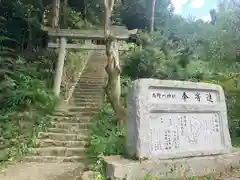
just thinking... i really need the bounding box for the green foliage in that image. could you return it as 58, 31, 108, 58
0, 0, 59, 163
0, 48, 58, 164
122, 47, 165, 79
86, 103, 125, 166
121, 45, 212, 82
0, 58, 56, 113
0, 112, 52, 163
120, 76, 132, 107
67, 8, 95, 29
202, 73, 240, 144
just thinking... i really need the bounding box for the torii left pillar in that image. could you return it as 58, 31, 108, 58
53, 37, 67, 96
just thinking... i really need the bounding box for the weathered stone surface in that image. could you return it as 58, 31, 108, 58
82, 171, 102, 180
103, 151, 240, 180
82, 171, 94, 180
127, 79, 232, 159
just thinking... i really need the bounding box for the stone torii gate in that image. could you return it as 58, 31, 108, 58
47, 26, 131, 96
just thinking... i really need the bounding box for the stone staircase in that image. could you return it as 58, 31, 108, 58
24, 51, 107, 165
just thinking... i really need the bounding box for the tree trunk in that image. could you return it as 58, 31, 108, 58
52, 0, 60, 28
83, 0, 87, 23
150, 0, 156, 33
104, 0, 127, 126
61, 0, 68, 28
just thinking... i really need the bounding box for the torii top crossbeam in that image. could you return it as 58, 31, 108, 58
47, 26, 131, 40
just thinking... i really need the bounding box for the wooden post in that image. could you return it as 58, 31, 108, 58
53, 37, 67, 96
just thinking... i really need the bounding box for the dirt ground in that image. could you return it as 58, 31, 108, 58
0, 162, 83, 180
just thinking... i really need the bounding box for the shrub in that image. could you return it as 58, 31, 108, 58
121, 47, 166, 80
86, 103, 125, 166
202, 73, 240, 146
121, 44, 213, 82
0, 37, 58, 164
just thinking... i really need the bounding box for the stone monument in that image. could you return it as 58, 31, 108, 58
103, 79, 240, 180
127, 79, 232, 159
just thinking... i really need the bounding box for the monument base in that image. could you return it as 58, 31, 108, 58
103, 151, 240, 180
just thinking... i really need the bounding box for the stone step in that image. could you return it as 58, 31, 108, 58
73, 99, 102, 105
70, 104, 101, 112
39, 132, 87, 141
83, 64, 105, 67
81, 69, 104, 71
31, 147, 85, 157
39, 139, 86, 148
78, 78, 105, 82
85, 63, 105, 65
57, 113, 97, 118
78, 77, 105, 80
68, 107, 100, 113
74, 86, 105, 90
81, 72, 104, 75
48, 127, 88, 133
75, 86, 105, 90
73, 95, 103, 99
82, 75, 105, 80
81, 70, 105, 73
51, 122, 91, 129
73, 101, 102, 105
77, 79, 105, 85
73, 91, 104, 95
69, 106, 100, 110
51, 111, 76, 117
79, 77, 105, 80
83, 67, 105, 70
74, 88, 104, 92
52, 115, 91, 122
71, 101, 101, 105
83, 66, 105, 68
74, 102, 100, 107
73, 90, 104, 94
86, 67, 105, 70
73, 92, 104, 96
87, 64, 105, 67
80, 72, 105, 75
77, 83, 104, 87
73, 97, 102, 101
73, 99, 102, 104
74, 89, 104, 93
24, 155, 86, 163
71, 108, 100, 114
76, 83, 104, 87
52, 118, 91, 124
73, 95, 102, 99
85, 61, 105, 64
80, 77, 105, 80
53, 119, 91, 124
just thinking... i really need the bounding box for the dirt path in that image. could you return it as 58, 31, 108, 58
0, 162, 83, 180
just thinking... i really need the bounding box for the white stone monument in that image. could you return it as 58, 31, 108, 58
127, 79, 232, 159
